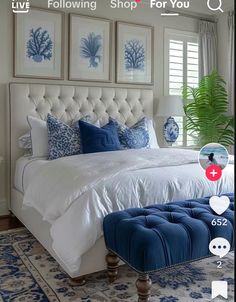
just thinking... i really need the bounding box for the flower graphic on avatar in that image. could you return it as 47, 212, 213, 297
80, 33, 102, 68
124, 39, 145, 71
26, 27, 53, 63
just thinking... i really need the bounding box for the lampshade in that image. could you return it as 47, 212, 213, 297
156, 96, 185, 117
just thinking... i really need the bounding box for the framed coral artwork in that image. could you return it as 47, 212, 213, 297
14, 7, 64, 79
69, 14, 112, 82
116, 22, 154, 85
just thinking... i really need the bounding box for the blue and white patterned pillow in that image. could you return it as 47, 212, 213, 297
47, 114, 81, 160
110, 117, 150, 149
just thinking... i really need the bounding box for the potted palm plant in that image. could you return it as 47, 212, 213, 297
182, 71, 234, 147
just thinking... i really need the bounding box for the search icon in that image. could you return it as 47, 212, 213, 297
207, 0, 224, 13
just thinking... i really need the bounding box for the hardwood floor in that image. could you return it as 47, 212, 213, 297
0, 215, 23, 232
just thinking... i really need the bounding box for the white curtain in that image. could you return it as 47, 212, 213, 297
228, 11, 234, 114
199, 21, 218, 77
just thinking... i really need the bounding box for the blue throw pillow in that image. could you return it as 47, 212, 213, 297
110, 117, 150, 149
79, 120, 121, 154
47, 114, 81, 160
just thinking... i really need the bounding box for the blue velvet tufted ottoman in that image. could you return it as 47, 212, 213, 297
103, 194, 234, 302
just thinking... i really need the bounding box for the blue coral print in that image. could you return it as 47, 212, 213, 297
26, 27, 53, 63
80, 33, 102, 68
124, 39, 145, 71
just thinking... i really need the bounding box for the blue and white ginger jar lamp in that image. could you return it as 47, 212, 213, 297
157, 96, 185, 145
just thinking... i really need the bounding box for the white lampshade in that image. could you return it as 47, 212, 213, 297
156, 96, 185, 117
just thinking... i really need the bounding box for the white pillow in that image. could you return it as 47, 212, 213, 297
27, 116, 48, 157
147, 119, 159, 149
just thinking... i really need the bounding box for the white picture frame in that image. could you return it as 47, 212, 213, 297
69, 14, 112, 82
14, 7, 64, 79
116, 22, 154, 85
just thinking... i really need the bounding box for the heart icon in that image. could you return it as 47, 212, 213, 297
209, 196, 230, 215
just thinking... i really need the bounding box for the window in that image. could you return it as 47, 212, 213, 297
164, 29, 199, 147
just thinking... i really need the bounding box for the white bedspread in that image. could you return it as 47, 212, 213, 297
23, 148, 234, 274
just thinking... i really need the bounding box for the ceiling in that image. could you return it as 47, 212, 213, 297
143, 0, 234, 16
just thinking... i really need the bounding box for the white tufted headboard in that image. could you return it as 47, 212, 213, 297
8, 83, 153, 200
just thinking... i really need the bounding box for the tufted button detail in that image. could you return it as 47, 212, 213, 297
17, 85, 153, 130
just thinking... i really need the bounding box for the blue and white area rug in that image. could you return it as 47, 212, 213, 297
0, 228, 234, 301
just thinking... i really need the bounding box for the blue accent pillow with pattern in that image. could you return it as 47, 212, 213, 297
47, 114, 81, 160
110, 117, 150, 149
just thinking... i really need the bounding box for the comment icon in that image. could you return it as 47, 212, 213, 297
209, 238, 230, 258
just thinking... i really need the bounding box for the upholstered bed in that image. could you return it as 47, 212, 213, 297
8, 83, 234, 279
8, 83, 153, 277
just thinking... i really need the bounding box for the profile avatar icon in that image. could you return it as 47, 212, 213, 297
199, 143, 229, 171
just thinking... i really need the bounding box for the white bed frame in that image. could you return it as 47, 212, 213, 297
8, 83, 153, 278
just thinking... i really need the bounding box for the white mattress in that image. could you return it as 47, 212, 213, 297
14, 156, 48, 193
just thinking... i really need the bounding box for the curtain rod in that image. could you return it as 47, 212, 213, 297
164, 10, 217, 23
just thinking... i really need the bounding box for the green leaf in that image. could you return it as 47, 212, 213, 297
181, 71, 234, 147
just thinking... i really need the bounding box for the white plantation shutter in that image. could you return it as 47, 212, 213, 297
164, 29, 199, 147
169, 40, 184, 96
187, 42, 199, 88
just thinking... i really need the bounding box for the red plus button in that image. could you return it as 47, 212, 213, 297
206, 165, 222, 181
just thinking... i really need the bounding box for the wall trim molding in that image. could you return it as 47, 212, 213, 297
0, 200, 9, 216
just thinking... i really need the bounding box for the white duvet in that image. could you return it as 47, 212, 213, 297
23, 148, 234, 274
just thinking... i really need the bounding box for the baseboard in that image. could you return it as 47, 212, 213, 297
0, 200, 9, 216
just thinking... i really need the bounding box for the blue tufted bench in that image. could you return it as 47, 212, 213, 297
103, 194, 234, 301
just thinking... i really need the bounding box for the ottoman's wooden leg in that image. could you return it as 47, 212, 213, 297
106, 251, 119, 283
136, 274, 152, 302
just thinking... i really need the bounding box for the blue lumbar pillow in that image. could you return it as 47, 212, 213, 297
47, 114, 81, 160
110, 117, 150, 149
79, 120, 121, 154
